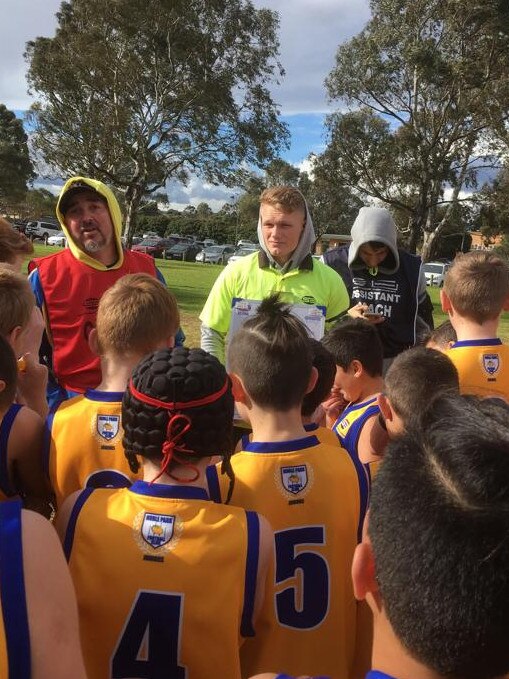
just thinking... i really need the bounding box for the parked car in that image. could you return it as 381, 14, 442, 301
131, 238, 174, 258
47, 231, 67, 247
237, 239, 255, 248
227, 245, 260, 265
196, 244, 236, 264
203, 238, 217, 248
423, 261, 451, 287
164, 242, 202, 261
25, 220, 62, 244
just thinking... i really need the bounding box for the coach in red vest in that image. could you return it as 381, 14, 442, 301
29, 177, 179, 406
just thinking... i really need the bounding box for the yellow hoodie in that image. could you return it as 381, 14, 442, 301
56, 176, 125, 271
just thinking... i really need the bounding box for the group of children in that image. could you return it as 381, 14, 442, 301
0, 227, 508, 679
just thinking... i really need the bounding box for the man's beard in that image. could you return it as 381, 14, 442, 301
83, 237, 106, 253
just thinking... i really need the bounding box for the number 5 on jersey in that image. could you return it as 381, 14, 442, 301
274, 526, 329, 629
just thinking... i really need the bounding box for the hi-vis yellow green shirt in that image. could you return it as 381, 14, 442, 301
45, 389, 141, 508
200, 252, 349, 335
206, 435, 367, 679
64, 482, 261, 679
447, 338, 509, 400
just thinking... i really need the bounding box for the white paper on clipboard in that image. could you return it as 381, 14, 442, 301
229, 297, 326, 344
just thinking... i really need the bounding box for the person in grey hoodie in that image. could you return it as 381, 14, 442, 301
200, 186, 349, 363
323, 207, 433, 366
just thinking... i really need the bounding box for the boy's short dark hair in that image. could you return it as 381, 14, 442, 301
0, 335, 17, 412
301, 339, 335, 417
423, 319, 457, 349
444, 251, 509, 323
123, 347, 233, 467
384, 347, 458, 427
321, 318, 383, 377
370, 395, 509, 679
227, 294, 312, 411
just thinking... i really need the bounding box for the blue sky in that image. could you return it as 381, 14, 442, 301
2, 0, 371, 208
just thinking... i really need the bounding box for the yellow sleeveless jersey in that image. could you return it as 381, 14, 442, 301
64, 481, 261, 679
447, 339, 509, 400
332, 397, 379, 501
240, 423, 341, 451
0, 405, 24, 503
45, 389, 141, 508
304, 422, 342, 447
0, 500, 30, 679
207, 435, 367, 679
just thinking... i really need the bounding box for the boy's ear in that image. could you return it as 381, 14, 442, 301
229, 372, 248, 404
0, 380, 6, 395
351, 359, 363, 377
503, 295, 509, 312
305, 366, 318, 395
377, 393, 393, 423
88, 328, 100, 356
440, 288, 452, 313
6, 326, 22, 355
351, 535, 378, 602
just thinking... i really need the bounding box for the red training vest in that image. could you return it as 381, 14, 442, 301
30, 249, 157, 393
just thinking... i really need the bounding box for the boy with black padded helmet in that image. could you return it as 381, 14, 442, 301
57, 346, 271, 679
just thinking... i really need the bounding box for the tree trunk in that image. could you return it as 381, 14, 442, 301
123, 183, 144, 248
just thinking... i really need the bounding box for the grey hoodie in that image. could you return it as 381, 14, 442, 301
348, 207, 399, 274
256, 193, 316, 272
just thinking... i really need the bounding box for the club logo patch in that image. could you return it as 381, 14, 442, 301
277, 464, 313, 500
483, 353, 500, 376
96, 415, 120, 441
133, 511, 183, 556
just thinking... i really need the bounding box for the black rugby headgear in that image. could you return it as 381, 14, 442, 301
123, 347, 234, 493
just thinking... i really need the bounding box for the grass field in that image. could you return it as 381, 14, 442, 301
29, 244, 509, 345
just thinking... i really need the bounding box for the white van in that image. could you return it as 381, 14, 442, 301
423, 261, 451, 287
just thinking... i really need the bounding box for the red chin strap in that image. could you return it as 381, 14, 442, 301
128, 377, 229, 484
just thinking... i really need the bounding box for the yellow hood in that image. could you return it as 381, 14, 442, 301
56, 176, 124, 270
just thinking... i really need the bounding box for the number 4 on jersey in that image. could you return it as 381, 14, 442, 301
111, 591, 187, 679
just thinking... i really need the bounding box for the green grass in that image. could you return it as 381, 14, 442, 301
29, 244, 509, 345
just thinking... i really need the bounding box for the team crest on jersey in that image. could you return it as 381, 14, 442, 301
482, 353, 500, 376
133, 511, 183, 556
277, 464, 313, 500
95, 415, 120, 441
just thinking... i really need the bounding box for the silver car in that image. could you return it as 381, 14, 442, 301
196, 245, 236, 264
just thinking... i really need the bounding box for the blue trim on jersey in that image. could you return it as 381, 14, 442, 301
205, 465, 221, 503
0, 404, 22, 497
367, 671, 398, 679
275, 675, 331, 679
451, 338, 502, 348
63, 488, 94, 561
129, 481, 209, 501
241, 433, 250, 448
243, 435, 320, 454
335, 402, 380, 460
0, 499, 31, 679
304, 422, 319, 432
241, 510, 259, 638
84, 389, 124, 402
335, 401, 373, 542
348, 448, 369, 544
